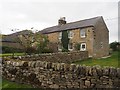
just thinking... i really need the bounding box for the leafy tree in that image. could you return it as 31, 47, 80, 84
17, 31, 49, 54
110, 41, 120, 51
34, 33, 49, 53
17, 30, 34, 54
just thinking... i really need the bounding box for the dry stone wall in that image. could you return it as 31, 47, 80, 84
7, 51, 88, 63
2, 59, 120, 89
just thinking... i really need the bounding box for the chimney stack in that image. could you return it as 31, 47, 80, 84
58, 17, 66, 25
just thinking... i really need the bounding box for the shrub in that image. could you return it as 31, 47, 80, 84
41, 48, 53, 53
25, 47, 36, 55
110, 41, 120, 51
2, 46, 23, 53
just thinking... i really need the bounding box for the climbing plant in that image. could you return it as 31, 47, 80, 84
74, 43, 81, 50
61, 30, 69, 51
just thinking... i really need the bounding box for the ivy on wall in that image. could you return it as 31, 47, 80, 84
61, 30, 69, 51
74, 43, 81, 50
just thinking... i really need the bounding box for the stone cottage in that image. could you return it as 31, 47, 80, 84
40, 16, 109, 58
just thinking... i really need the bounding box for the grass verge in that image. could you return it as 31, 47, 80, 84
2, 79, 32, 89
74, 51, 119, 68
0, 53, 25, 57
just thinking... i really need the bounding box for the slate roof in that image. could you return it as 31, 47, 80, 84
40, 16, 102, 34
2, 30, 32, 42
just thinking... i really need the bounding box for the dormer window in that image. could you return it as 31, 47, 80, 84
80, 28, 86, 38
59, 32, 62, 39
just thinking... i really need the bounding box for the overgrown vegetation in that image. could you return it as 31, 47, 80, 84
74, 51, 119, 68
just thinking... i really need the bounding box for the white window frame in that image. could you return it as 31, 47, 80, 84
80, 28, 86, 38
68, 43, 73, 51
58, 43, 62, 51
80, 43, 86, 51
59, 32, 62, 39
68, 31, 73, 39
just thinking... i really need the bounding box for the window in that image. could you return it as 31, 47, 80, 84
80, 43, 86, 51
59, 32, 62, 39
68, 31, 73, 38
58, 43, 62, 51
68, 43, 73, 51
80, 29, 86, 38
100, 42, 103, 48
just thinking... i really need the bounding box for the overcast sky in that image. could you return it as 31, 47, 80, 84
0, 0, 119, 43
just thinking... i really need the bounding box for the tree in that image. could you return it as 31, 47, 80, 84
17, 30, 49, 54
33, 33, 49, 53
110, 41, 120, 51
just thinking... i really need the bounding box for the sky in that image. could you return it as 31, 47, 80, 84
0, 0, 119, 43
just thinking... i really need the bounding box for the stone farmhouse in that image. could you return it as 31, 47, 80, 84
40, 16, 109, 58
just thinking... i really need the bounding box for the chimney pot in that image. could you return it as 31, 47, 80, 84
58, 17, 66, 25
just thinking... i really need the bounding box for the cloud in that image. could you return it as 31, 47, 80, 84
0, 1, 118, 43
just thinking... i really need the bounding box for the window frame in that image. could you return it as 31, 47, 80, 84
80, 43, 86, 51
68, 43, 73, 51
80, 28, 86, 38
58, 43, 62, 51
68, 30, 73, 39
58, 32, 62, 39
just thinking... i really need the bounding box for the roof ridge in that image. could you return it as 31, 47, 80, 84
66, 16, 102, 25
41, 16, 103, 34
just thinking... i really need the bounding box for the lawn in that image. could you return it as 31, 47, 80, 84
2, 79, 32, 89
0, 53, 25, 57
74, 51, 119, 68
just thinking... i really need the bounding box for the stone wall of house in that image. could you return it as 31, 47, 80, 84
93, 17, 109, 58
8, 51, 88, 63
2, 59, 120, 89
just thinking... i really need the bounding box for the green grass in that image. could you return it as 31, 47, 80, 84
74, 51, 119, 68
0, 53, 25, 57
2, 79, 32, 89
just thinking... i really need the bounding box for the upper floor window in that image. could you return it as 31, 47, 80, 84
59, 32, 62, 39
80, 28, 86, 38
68, 31, 73, 38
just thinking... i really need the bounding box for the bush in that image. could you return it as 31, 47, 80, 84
25, 47, 36, 55
2, 46, 23, 53
41, 48, 53, 53
110, 41, 120, 51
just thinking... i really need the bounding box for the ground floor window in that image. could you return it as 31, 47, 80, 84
68, 43, 73, 51
58, 43, 62, 51
80, 43, 86, 51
